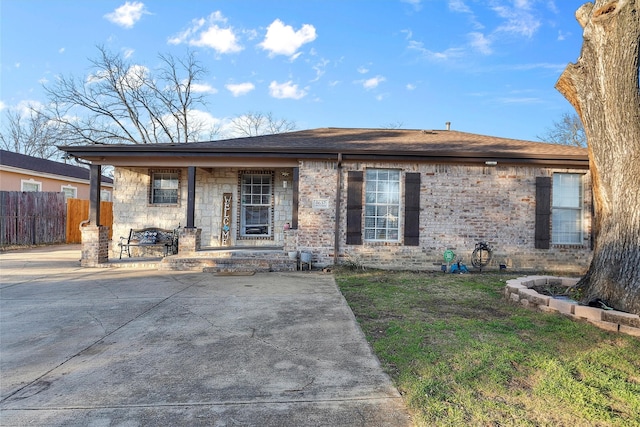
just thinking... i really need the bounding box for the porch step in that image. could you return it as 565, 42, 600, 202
158, 251, 297, 272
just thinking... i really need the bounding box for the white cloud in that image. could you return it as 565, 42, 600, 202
86, 64, 149, 88
123, 48, 135, 59
469, 32, 492, 55
58, 48, 65, 54
362, 75, 386, 90
192, 25, 242, 53
181, 109, 222, 140
269, 81, 307, 100
190, 83, 218, 94
311, 58, 330, 82
0, 101, 6, 111
448, 0, 471, 13
225, 82, 255, 97
498, 97, 542, 104
406, 83, 416, 90
408, 40, 465, 61
169, 12, 242, 54
14, 62, 20, 68
401, 0, 422, 10
104, 1, 149, 29
357, 66, 369, 74
491, 1, 541, 38
259, 19, 317, 58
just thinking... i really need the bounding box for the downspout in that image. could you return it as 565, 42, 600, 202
334, 153, 343, 266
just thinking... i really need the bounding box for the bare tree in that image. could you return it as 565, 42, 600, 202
229, 112, 296, 137
556, 0, 640, 314
538, 112, 587, 147
380, 121, 404, 129
0, 105, 63, 159
42, 46, 211, 145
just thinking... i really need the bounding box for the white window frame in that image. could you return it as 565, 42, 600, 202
552, 173, 584, 245
100, 189, 112, 202
149, 170, 180, 205
21, 179, 41, 192
364, 169, 401, 242
61, 185, 77, 199
240, 172, 273, 238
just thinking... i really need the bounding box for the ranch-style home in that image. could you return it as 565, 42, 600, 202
60, 127, 592, 272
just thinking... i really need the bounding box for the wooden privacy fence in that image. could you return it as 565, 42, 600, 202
66, 199, 113, 243
0, 191, 66, 246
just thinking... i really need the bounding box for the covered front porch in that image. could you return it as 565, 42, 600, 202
78, 159, 313, 270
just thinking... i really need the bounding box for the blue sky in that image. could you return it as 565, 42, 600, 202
1, 0, 586, 142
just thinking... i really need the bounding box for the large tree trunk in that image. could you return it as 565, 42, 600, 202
556, 0, 640, 315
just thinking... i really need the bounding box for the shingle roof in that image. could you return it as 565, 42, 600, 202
59, 127, 589, 167
189, 128, 587, 156
0, 150, 114, 184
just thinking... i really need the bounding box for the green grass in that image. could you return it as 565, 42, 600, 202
335, 269, 640, 426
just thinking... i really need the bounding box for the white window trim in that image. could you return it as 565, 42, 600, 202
100, 189, 112, 202
239, 171, 273, 238
364, 169, 402, 243
21, 179, 42, 192
552, 173, 584, 245
149, 169, 180, 205
61, 185, 78, 199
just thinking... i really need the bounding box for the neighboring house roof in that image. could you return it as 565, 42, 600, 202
59, 128, 589, 168
0, 150, 114, 184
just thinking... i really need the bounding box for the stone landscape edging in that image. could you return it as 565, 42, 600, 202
504, 276, 640, 337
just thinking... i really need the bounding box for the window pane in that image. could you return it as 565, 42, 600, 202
552, 208, 582, 244
552, 174, 583, 244
151, 172, 178, 204
363, 169, 401, 242
22, 182, 40, 192
553, 174, 581, 208
241, 173, 272, 236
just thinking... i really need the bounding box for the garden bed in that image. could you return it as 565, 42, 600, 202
505, 276, 640, 336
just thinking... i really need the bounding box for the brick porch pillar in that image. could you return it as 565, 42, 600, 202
179, 228, 201, 254
81, 224, 109, 266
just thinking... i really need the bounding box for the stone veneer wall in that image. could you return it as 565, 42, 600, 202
302, 162, 592, 272
112, 167, 294, 257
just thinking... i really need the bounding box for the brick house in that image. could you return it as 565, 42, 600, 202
59, 127, 591, 272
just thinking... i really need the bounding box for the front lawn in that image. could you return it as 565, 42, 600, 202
335, 270, 640, 426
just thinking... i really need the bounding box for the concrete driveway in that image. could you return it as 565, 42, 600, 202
0, 246, 411, 426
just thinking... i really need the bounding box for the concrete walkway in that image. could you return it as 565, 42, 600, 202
0, 246, 411, 426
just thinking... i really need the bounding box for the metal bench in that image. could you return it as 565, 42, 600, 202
118, 227, 179, 259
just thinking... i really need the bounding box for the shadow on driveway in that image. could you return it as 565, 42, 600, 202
0, 246, 411, 426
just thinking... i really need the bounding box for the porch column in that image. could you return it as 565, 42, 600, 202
81, 164, 109, 266
89, 164, 102, 226
179, 166, 201, 254
186, 166, 196, 228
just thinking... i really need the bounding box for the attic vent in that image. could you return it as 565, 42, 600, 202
421, 130, 436, 134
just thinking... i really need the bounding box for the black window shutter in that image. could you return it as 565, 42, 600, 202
346, 171, 363, 245
535, 176, 551, 249
404, 172, 421, 246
